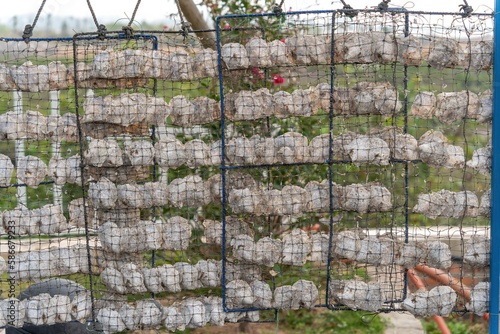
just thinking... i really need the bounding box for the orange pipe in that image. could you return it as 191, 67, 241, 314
414, 264, 471, 300
407, 269, 451, 334
483, 313, 490, 322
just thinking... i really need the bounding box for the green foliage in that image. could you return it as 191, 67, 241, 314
423, 316, 488, 334
282, 309, 387, 334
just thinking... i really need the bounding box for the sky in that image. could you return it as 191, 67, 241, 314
0, 0, 495, 29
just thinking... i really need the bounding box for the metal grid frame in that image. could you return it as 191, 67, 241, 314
215, 8, 494, 316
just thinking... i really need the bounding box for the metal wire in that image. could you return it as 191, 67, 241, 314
22, 0, 47, 43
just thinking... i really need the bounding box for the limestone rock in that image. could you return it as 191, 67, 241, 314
479, 189, 491, 217
167, 175, 210, 208
162, 216, 191, 251
466, 282, 489, 316
16, 155, 48, 188
398, 35, 423, 66
427, 38, 465, 70
293, 280, 319, 309
0, 154, 14, 186
477, 90, 492, 124
464, 236, 490, 267
251, 280, 273, 309
154, 136, 186, 168
89, 178, 117, 209
282, 229, 311, 266
411, 91, 436, 119
246, 38, 271, 67
194, 49, 218, 78
221, 43, 250, 69
174, 262, 201, 290
84, 139, 123, 167
185, 139, 211, 167
273, 285, 299, 310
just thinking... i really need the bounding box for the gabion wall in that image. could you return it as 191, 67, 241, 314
0, 7, 494, 334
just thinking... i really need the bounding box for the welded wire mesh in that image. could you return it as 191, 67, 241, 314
217, 8, 493, 319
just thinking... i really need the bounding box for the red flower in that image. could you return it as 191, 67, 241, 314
163, 25, 168, 30
280, 39, 285, 43
224, 24, 232, 29
272, 74, 284, 84
252, 67, 264, 79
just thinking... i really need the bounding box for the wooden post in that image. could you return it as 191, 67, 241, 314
178, 0, 217, 50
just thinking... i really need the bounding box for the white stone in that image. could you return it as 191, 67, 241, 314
194, 49, 218, 78
226, 137, 255, 165
286, 35, 327, 65
251, 135, 276, 164
125, 140, 154, 166
122, 263, 147, 294
282, 229, 311, 266
466, 282, 489, 316
48, 61, 69, 90
334, 33, 373, 63
89, 178, 117, 209
141, 181, 168, 207
345, 136, 390, 166
97, 307, 127, 333
1, 298, 25, 328
254, 237, 282, 267
174, 262, 201, 290
164, 305, 185, 332
429, 286, 457, 317
159, 264, 182, 293
181, 299, 206, 329
23, 110, 47, 140
269, 40, 290, 65
435, 91, 479, 124
231, 234, 255, 263
71, 292, 91, 323
273, 91, 294, 119
85, 139, 123, 167
464, 236, 490, 267
469, 146, 491, 176
427, 38, 464, 70
293, 280, 319, 309
221, 43, 249, 69
281, 185, 307, 216
334, 231, 359, 260
228, 188, 267, 215
195, 260, 221, 288
0, 154, 14, 186
342, 184, 371, 213
411, 91, 436, 119
203, 297, 225, 326
417, 130, 449, 168
251, 280, 273, 308
162, 216, 192, 251
273, 285, 300, 310
154, 136, 186, 168
479, 189, 491, 217
185, 139, 211, 168
25, 294, 51, 325
226, 280, 254, 309
117, 183, 144, 208
118, 304, 140, 330
0, 63, 14, 90
398, 35, 423, 66
137, 299, 163, 328
396, 242, 428, 268
16, 155, 48, 188
426, 241, 452, 269
0, 111, 25, 140
477, 90, 492, 124
275, 132, 309, 163
467, 40, 492, 70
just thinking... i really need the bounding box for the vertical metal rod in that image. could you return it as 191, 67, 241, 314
403, 11, 410, 300
325, 11, 336, 308
215, 16, 229, 311
73, 37, 96, 328
151, 37, 158, 273
13, 90, 27, 207
50, 90, 63, 209
489, 1, 500, 332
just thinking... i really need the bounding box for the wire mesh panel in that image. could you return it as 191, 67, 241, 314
216, 8, 493, 318
0, 37, 92, 328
